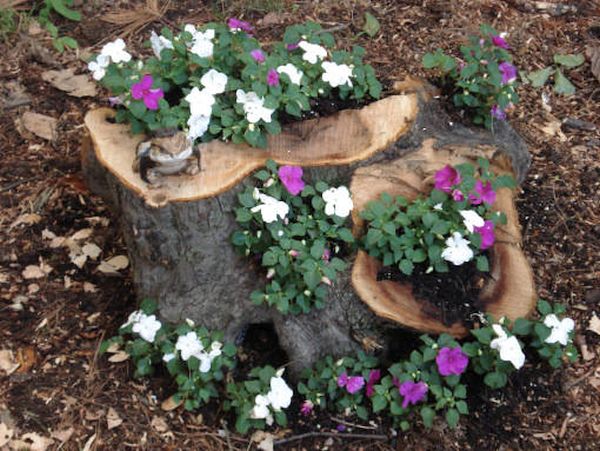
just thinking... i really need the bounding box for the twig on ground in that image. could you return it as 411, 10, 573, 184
273, 431, 388, 446
330, 416, 379, 430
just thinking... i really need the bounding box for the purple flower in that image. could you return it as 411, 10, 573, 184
491, 35, 509, 49
286, 42, 299, 51
131, 75, 164, 110
322, 248, 331, 262
267, 68, 279, 87
491, 104, 507, 121
435, 347, 469, 376
227, 17, 253, 33
470, 180, 496, 206
365, 369, 381, 398
250, 49, 265, 63
499, 62, 517, 85
278, 165, 305, 195
337, 372, 365, 394
108, 96, 123, 107
397, 381, 428, 409
336, 424, 347, 432
300, 400, 313, 416
474, 220, 495, 249
452, 189, 465, 202
434, 165, 461, 193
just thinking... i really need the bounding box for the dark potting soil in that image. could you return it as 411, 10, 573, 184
377, 257, 489, 327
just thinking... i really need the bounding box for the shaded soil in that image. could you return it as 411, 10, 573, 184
0, 0, 599, 450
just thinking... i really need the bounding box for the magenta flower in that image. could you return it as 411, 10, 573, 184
474, 220, 495, 249
470, 180, 496, 205
108, 96, 123, 107
434, 165, 461, 193
131, 75, 164, 110
336, 424, 347, 432
227, 18, 253, 33
322, 248, 331, 262
250, 49, 265, 63
491, 104, 507, 121
499, 62, 517, 85
278, 165, 305, 195
452, 189, 465, 202
267, 68, 280, 87
491, 35, 509, 49
365, 369, 381, 398
286, 43, 299, 51
436, 347, 469, 376
337, 372, 365, 394
396, 380, 428, 409
300, 400, 314, 416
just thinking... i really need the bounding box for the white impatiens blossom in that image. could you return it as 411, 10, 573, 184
490, 324, 526, 369
433, 203, 443, 211
251, 192, 289, 223
185, 25, 215, 58
276, 63, 303, 85
441, 232, 474, 266
459, 210, 485, 233
88, 54, 110, 80
163, 353, 175, 363
322, 186, 353, 218
321, 61, 353, 88
298, 40, 327, 64
150, 31, 174, 59
175, 331, 204, 361
236, 89, 274, 124
187, 114, 210, 141
185, 87, 215, 117
543, 314, 575, 346
132, 314, 162, 343
121, 310, 144, 329
250, 394, 273, 425
101, 38, 132, 63
267, 376, 294, 411
197, 341, 223, 373
200, 69, 228, 95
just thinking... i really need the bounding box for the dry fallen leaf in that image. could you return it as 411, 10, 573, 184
161, 395, 182, 411
98, 255, 129, 274
251, 430, 274, 451
586, 46, 600, 84
71, 228, 93, 241
0, 422, 14, 447
83, 282, 97, 293
151, 416, 169, 433
106, 407, 123, 430
10, 432, 54, 451
0, 350, 19, 375
20, 112, 57, 141
16, 346, 38, 373
50, 427, 73, 444
81, 433, 96, 451
41, 68, 97, 98
108, 351, 130, 362
538, 115, 567, 142
588, 314, 600, 335
22, 265, 46, 279
9, 213, 42, 229
82, 243, 102, 259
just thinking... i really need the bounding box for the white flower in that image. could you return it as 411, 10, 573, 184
251, 192, 289, 223
185, 26, 215, 58
132, 314, 162, 343
543, 314, 575, 346
187, 114, 210, 141
433, 203, 443, 211
201, 69, 228, 95
236, 89, 274, 124
101, 38, 131, 63
321, 61, 353, 88
490, 324, 526, 369
175, 331, 204, 361
88, 54, 109, 80
250, 394, 271, 420
276, 63, 303, 85
322, 186, 353, 218
441, 232, 474, 266
121, 310, 144, 329
196, 341, 222, 373
150, 31, 174, 59
459, 210, 484, 233
185, 87, 215, 117
163, 353, 175, 363
298, 40, 327, 64
267, 376, 293, 411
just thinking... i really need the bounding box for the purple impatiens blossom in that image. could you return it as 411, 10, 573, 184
436, 347, 469, 376
452, 189, 465, 202
300, 400, 313, 416
499, 62, 517, 85
394, 379, 428, 409
470, 180, 497, 206
267, 68, 280, 87
227, 17, 253, 33
434, 165, 461, 193
491, 35, 509, 49
491, 104, 507, 121
286, 42, 299, 51
278, 165, 305, 195
250, 49, 266, 63
131, 74, 164, 110
475, 220, 495, 249
337, 372, 365, 394
365, 369, 381, 398
322, 248, 331, 262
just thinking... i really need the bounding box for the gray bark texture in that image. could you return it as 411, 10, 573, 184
83, 97, 531, 377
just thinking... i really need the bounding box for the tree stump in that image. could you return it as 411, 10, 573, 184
82, 79, 534, 376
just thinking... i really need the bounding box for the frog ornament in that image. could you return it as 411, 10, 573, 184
133, 129, 200, 187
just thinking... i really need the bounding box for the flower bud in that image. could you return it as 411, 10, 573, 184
303, 290, 311, 296
266, 268, 275, 279
321, 276, 332, 286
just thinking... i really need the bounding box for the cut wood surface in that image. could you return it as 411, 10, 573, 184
350, 140, 536, 336
85, 94, 418, 207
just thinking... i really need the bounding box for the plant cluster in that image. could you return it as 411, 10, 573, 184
360, 158, 516, 276
37, 0, 80, 52
232, 160, 355, 314
422, 24, 518, 128
88, 20, 381, 148
526, 53, 585, 96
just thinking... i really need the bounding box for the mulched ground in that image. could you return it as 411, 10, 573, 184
1, 0, 599, 449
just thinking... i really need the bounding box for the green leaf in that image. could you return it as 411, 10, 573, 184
303, 270, 321, 290
553, 53, 585, 68
512, 318, 533, 336
553, 69, 576, 96
537, 299, 552, 315
399, 259, 414, 275
50, 0, 82, 21
534, 322, 551, 341
140, 298, 157, 314
372, 394, 387, 413
527, 66, 553, 88
363, 12, 380, 37
422, 53, 438, 69
483, 371, 507, 389
476, 255, 489, 272
445, 408, 460, 428
420, 406, 435, 428
456, 400, 469, 415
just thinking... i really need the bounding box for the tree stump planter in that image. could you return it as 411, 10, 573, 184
82, 79, 535, 376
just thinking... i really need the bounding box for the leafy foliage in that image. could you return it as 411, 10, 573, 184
526, 53, 585, 96
37, 0, 80, 53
